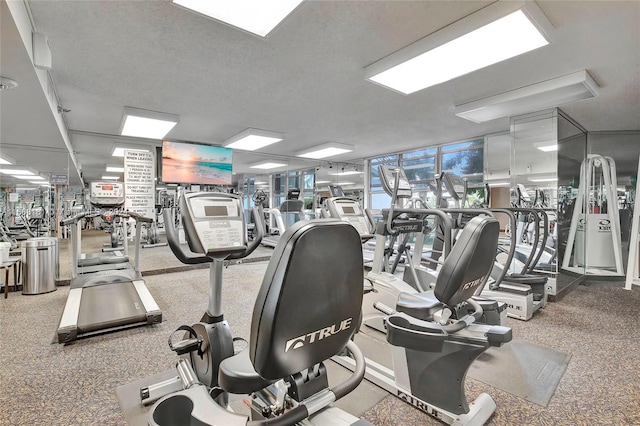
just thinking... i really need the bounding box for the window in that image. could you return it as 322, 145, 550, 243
370, 155, 399, 190
403, 148, 436, 190
367, 138, 485, 208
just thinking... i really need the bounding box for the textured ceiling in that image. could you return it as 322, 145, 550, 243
2, 0, 639, 188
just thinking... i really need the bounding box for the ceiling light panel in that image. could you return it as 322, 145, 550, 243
0, 153, 15, 165
295, 142, 354, 159
14, 175, 41, 180
366, 1, 551, 95
536, 145, 558, 152
328, 171, 363, 176
101, 176, 120, 180
528, 177, 558, 182
106, 166, 125, 173
249, 161, 288, 170
112, 146, 150, 157
223, 128, 284, 151
0, 169, 35, 175
120, 107, 179, 139
172, 0, 303, 37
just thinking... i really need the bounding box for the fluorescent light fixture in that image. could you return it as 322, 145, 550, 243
112, 146, 150, 157
106, 166, 125, 173
0, 153, 15, 165
172, 0, 303, 38
333, 182, 355, 186
366, 1, 552, 95
0, 169, 35, 176
328, 170, 363, 176
254, 180, 267, 185
101, 176, 120, 180
14, 175, 44, 181
456, 70, 599, 123
223, 128, 284, 151
528, 177, 558, 182
296, 142, 354, 159
31, 181, 48, 185
536, 144, 558, 152
120, 107, 179, 139
249, 161, 288, 170
13, 175, 40, 180
315, 180, 331, 184
487, 181, 511, 187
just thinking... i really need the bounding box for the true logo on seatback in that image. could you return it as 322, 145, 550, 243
285, 318, 353, 352
462, 277, 483, 291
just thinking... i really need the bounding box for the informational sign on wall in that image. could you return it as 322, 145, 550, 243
50, 174, 69, 185
124, 150, 155, 219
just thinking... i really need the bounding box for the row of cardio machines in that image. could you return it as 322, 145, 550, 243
325, 165, 550, 322
57, 209, 161, 343
432, 172, 552, 320
139, 190, 511, 426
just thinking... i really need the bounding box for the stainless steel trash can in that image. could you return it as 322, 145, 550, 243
22, 237, 57, 295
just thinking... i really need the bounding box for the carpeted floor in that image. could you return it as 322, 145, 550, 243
1, 235, 639, 426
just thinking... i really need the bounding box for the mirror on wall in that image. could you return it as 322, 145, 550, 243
485, 108, 589, 298
556, 111, 587, 287
510, 110, 560, 295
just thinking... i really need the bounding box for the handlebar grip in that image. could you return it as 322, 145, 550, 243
125, 211, 153, 223
228, 207, 263, 260
163, 208, 210, 265
60, 211, 87, 226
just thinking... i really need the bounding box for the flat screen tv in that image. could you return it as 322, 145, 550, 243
161, 141, 233, 185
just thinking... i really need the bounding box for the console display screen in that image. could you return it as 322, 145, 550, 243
342, 206, 355, 214
204, 205, 228, 217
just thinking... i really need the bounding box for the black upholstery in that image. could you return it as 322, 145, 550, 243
395, 292, 442, 320
249, 219, 364, 380
434, 216, 500, 307
218, 347, 276, 394
279, 200, 305, 214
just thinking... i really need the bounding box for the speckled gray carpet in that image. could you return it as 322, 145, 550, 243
2, 258, 640, 426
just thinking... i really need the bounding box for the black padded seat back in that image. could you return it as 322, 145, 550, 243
434, 216, 499, 307
279, 199, 305, 214
250, 219, 364, 380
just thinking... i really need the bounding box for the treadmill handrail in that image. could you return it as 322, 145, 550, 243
125, 211, 153, 223
61, 211, 88, 226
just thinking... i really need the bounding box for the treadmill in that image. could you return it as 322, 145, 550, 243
76, 182, 130, 273
261, 188, 305, 248
57, 210, 162, 343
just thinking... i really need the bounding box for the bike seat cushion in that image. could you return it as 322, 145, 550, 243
249, 220, 364, 380
434, 216, 500, 307
395, 290, 443, 321
218, 347, 276, 394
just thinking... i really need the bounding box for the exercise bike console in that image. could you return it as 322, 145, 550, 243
182, 195, 247, 257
